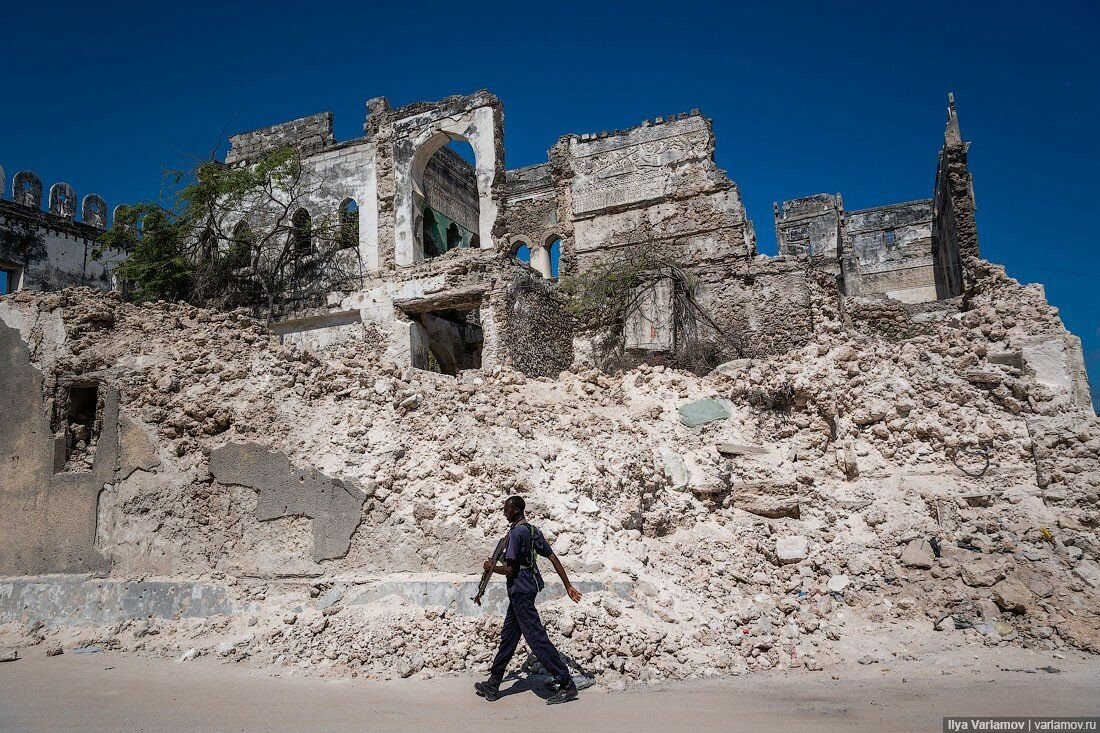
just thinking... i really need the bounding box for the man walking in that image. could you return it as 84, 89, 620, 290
474, 496, 582, 705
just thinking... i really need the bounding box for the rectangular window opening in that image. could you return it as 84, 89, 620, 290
53, 383, 102, 472
408, 306, 483, 377
1, 265, 21, 294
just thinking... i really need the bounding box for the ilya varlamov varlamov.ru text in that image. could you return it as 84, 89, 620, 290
946, 719, 1098, 731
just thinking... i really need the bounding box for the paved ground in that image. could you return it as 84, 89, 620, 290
1, 647, 1097, 732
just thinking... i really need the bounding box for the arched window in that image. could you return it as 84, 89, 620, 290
198, 229, 217, 263
547, 236, 562, 278
291, 209, 312, 256
338, 198, 359, 249
412, 135, 480, 262
229, 221, 253, 270
511, 241, 531, 263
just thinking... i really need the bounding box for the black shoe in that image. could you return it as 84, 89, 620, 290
546, 682, 578, 705
474, 680, 501, 702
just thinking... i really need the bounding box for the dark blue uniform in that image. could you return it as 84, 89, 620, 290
489, 522, 571, 685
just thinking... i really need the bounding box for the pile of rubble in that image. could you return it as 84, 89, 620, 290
0, 260, 1097, 684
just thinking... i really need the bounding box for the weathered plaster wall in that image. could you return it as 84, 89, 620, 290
209, 442, 367, 562
775, 194, 841, 259
0, 319, 116, 575
1, 199, 124, 293
225, 112, 337, 165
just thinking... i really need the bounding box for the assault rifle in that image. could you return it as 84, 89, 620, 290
472, 535, 508, 606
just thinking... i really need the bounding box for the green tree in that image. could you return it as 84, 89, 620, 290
98, 146, 357, 318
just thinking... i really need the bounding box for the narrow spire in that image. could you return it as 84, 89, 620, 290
945, 92, 963, 147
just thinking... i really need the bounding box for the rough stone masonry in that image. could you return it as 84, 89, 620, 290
0, 91, 1096, 686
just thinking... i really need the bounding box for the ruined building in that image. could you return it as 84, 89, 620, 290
1, 91, 1098, 680
774, 94, 975, 304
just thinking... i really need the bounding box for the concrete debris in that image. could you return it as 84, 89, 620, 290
775, 536, 809, 565
900, 539, 935, 569
0, 649, 18, 662
0, 251, 1098, 686
677, 399, 731, 427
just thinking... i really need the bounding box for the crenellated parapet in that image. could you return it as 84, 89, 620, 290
1, 165, 112, 230
0, 164, 125, 294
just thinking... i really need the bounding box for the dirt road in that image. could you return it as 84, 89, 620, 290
1, 647, 1096, 732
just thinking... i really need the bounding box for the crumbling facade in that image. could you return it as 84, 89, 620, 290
2, 92, 1098, 684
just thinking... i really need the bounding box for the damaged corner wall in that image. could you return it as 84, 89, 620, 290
556, 113, 755, 277
0, 319, 115, 575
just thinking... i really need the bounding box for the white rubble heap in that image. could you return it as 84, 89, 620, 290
0, 258, 1097, 687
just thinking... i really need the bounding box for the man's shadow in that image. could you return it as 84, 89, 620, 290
497, 673, 554, 700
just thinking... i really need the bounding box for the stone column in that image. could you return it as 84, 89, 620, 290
531, 246, 552, 279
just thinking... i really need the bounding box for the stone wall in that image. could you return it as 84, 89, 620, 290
225, 112, 337, 165
932, 93, 980, 299
0, 316, 116, 575
556, 113, 756, 276
495, 268, 574, 378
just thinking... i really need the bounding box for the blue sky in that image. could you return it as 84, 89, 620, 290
2, 0, 1097, 406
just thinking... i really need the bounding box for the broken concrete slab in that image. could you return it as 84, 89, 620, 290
728, 481, 800, 519
0, 649, 17, 663
715, 442, 769, 457
677, 399, 731, 427
209, 442, 366, 562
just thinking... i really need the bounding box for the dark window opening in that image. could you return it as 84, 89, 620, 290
54, 383, 101, 472
292, 209, 313, 257
408, 306, 483, 376
446, 222, 462, 250
885, 230, 896, 247
423, 209, 443, 258
339, 199, 359, 249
